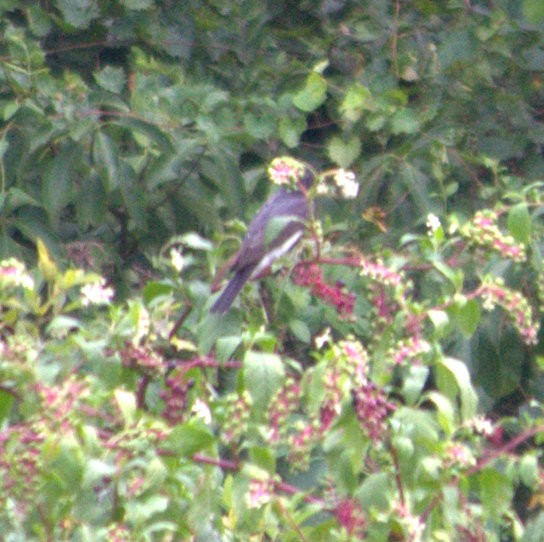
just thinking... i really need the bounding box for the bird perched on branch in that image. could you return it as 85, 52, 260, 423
211, 158, 315, 314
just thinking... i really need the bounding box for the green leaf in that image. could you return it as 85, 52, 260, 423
340, 83, 372, 123
423, 391, 455, 435
119, 161, 147, 230
436, 357, 478, 420
248, 446, 276, 474
293, 72, 327, 112
278, 116, 306, 148
456, 299, 481, 336
355, 472, 392, 511
114, 389, 136, 426
327, 135, 361, 168
42, 144, 80, 224
243, 351, 284, 412
3, 101, 19, 120
120, 0, 154, 9
111, 116, 174, 152
215, 335, 242, 362
93, 131, 119, 191
523, 0, 544, 23
94, 66, 126, 94
289, 319, 311, 343
401, 365, 429, 405
142, 281, 174, 305
77, 173, 106, 228
243, 112, 275, 139
54, 0, 100, 29
507, 203, 531, 245
519, 454, 539, 488
5, 187, 41, 212
390, 108, 421, 134
165, 422, 215, 457
0, 389, 14, 422
478, 467, 513, 520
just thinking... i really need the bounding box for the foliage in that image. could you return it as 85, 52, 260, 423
1, 0, 544, 540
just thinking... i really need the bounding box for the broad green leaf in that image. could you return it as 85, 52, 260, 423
165, 422, 215, 457
45, 436, 84, 490
289, 319, 311, 343
423, 391, 455, 435
243, 351, 284, 412
120, 0, 154, 9
401, 365, 429, 405
125, 495, 168, 524
0, 390, 14, 422
243, 112, 275, 139
46, 315, 82, 337
37, 237, 58, 280
93, 131, 119, 191
355, 472, 392, 511
436, 357, 478, 420
111, 116, 174, 152
42, 144, 80, 224
327, 135, 361, 168
77, 173, 106, 227
142, 281, 174, 305
114, 389, 136, 426
390, 108, 421, 134
94, 66, 126, 94
5, 187, 41, 212
519, 454, 539, 488
428, 309, 449, 335
340, 83, 371, 123
293, 72, 327, 112
119, 161, 147, 231
215, 335, 242, 362
13, 207, 59, 251
478, 468, 513, 520
278, 116, 306, 148
180, 232, 213, 251
523, 0, 544, 23
248, 446, 276, 475
26, 5, 51, 37
456, 298, 481, 336
55, 0, 100, 29
2, 101, 19, 120
507, 202, 531, 245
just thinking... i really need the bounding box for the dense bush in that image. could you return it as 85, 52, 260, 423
1, 1, 544, 540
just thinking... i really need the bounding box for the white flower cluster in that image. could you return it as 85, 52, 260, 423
334, 169, 359, 199
81, 278, 114, 306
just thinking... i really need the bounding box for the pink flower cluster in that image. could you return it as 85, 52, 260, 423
247, 478, 276, 508
478, 276, 539, 345
222, 392, 251, 445
160, 368, 194, 424
293, 263, 356, 316
267, 156, 305, 187
388, 336, 431, 366
0, 423, 43, 506
462, 210, 526, 262
36, 377, 89, 432
267, 377, 301, 442
334, 498, 367, 538
352, 379, 396, 443
359, 256, 404, 288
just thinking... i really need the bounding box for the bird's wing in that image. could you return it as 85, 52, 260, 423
234, 189, 308, 269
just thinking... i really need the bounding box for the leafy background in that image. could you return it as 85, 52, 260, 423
1, 0, 544, 540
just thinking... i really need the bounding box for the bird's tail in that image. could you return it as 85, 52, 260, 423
210, 266, 254, 313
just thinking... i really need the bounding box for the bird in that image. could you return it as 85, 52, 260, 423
210, 167, 315, 313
